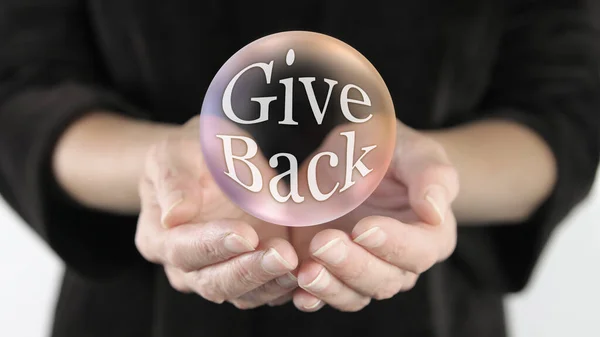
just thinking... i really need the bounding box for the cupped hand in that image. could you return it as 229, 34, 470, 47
291, 120, 459, 312
135, 116, 299, 309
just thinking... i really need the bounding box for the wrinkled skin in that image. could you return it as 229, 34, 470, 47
135, 116, 459, 311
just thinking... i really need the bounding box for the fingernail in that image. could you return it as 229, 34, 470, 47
161, 191, 184, 228
312, 238, 347, 265
275, 273, 298, 289
425, 185, 447, 225
223, 233, 255, 254
262, 248, 294, 275
353, 227, 386, 248
300, 268, 330, 292
303, 299, 322, 310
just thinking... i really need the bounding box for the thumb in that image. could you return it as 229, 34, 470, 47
146, 141, 204, 229
393, 137, 459, 226
157, 171, 204, 229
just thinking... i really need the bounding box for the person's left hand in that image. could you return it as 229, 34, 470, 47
288, 121, 460, 312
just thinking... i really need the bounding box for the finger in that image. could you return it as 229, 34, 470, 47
306, 229, 407, 300
135, 177, 167, 263
145, 141, 205, 228
292, 288, 326, 312
185, 238, 298, 304
409, 163, 458, 226
164, 265, 192, 293
400, 272, 420, 292
393, 129, 459, 226
296, 260, 371, 312
229, 273, 298, 309
351, 215, 457, 274
267, 293, 294, 307
163, 219, 259, 272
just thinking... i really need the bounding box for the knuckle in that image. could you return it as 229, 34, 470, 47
144, 143, 164, 183
341, 259, 370, 283
401, 274, 419, 292
198, 289, 226, 304
161, 166, 179, 189
422, 163, 454, 183
426, 163, 459, 198
165, 269, 191, 293
134, 230, 157, 263
170, 136, 203, 169
134, 231, 146, 255
169, 280, 191, 293
235, 288, 267, 309
418, 138, 450, 162
372, 280, 402, 301
191, 257, 265, 304
196, 238, 226, 264
192, 273, 227, 304
440, 234, 457, 262
432, 142, 450, 161
232, 284, 279, 310
444, 164, 459, 184
413, 251, 437, 274
164, 233, 221, 273
372, 285, 399, 300
341, 297, 371, 312
386, 234, 409, 263
163, 237, 204, 273
163, 239, 185, 269
229, 299, 257, 310
371, 268, 403, 300
154, 138, 186, 186
231, 258, 262, 288
138, 176, 154, 199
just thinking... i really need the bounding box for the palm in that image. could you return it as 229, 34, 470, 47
197, 168, 289, 241
289, 163, 417, 261
182, 116, 290, 242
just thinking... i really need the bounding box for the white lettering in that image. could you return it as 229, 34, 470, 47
268, 153, 304, 203
222, 61, 277, 124
340, 84, 373, 123
307, 151, 340, 201
339, 131, 377, 193
217, 135, 263, 192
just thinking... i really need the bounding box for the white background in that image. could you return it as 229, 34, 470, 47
0, 172, 598, 337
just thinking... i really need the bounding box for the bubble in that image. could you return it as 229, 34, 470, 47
199, 31, 396, 227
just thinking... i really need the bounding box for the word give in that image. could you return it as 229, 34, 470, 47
216, 49, 377, 203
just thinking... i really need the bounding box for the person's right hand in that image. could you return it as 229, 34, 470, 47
135, 116, 299, 309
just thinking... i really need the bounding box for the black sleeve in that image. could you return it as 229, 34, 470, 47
0, 0, 149, 279
451, 0, 600, 293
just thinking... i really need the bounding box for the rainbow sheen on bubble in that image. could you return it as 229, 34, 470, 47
200, 31, 396, 227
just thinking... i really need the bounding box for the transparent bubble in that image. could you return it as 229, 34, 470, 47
200, 31, 396, 227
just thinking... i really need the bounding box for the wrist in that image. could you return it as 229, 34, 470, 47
421, 120, 556, 225
53, 111, 178, 214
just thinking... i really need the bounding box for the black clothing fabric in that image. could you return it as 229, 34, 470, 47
1, 0, 599, 336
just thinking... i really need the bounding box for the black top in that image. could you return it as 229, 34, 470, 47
1, 1, 599, 336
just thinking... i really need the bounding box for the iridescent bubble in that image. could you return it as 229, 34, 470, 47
200, 31, 396, 227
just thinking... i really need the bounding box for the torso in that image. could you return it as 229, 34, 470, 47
60, 1, 512, 336
87, 0, 504, 127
